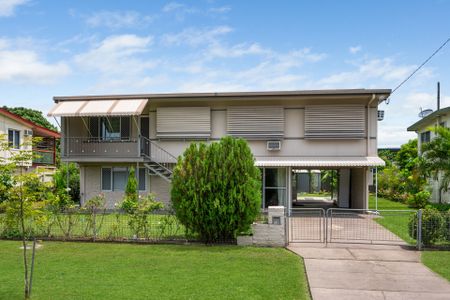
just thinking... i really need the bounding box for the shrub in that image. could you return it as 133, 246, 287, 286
54, 162, 80, 203
171, 136, 261, 243
443, 210, 450, 242
121, 167, 138, 213
407, 190, 430, 209
409, 208, 444, 245
126, 194, 164, 239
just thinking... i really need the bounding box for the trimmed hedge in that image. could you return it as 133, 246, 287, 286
171, 137, 261, 243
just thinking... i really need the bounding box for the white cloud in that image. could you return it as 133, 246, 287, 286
74, 34, 156, 75
0, 38, 70, 83
161, 26, 232, 47
84, 10, 155, 29
319, 58, 420, 87
207, 42, 269, 58
349, 45, 362, 54
0, 0, 28, 17
209, 6, 231, 14
378, 124, 416, 148
162, 2, 197, 20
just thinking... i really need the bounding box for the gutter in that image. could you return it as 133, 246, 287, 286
367, 94, 377, 156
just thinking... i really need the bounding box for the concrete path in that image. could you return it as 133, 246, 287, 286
288, 243, 450, 300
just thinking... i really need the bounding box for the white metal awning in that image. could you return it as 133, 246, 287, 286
48, 99, 148, 117
255, 156, 385, 167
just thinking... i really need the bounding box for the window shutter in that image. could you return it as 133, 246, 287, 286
227, 106, 284, 138
156, 107, 211, 138
304, 105, 366, 139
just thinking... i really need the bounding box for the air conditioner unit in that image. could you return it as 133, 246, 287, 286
24, 129, 33, 136
377, 110, 384, 121
267, 141, 281, 151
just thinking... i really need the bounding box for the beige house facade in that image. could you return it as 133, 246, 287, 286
49, 89, 390, 209
408, 106, 450, 203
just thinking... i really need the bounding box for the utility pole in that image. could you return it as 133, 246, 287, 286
437, 81, 440, 111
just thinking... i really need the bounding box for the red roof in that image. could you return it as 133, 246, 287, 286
0, 108, 61, 138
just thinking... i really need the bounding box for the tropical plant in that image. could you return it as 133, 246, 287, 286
420, 126, 450, 204
171, 136, 261, 243
407, 190, 431, 209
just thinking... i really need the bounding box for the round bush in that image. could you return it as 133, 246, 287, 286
408, 208, 444, 246
171, 137, 261, 243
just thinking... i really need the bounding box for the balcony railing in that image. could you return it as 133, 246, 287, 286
33, 149, 55, 165
140, 136, 177, 169
63, 137, 139, 158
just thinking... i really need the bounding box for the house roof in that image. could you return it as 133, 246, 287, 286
407, 106, 450, 132
53, 89, 392, 102
0, 108, 61, 138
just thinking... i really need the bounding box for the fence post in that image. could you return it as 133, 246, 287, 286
417, 209, 422, 251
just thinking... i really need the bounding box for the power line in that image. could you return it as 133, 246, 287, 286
391, 37, 450, 95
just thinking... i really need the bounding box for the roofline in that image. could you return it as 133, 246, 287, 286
53, 89, 392, 102
407, 106, 450, 132
0, 108, 61, 138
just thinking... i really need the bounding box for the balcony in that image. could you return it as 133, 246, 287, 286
62, 137, 140, 160
33, 149, 55, 165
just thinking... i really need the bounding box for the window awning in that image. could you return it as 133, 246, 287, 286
255, 156, 385, 167
48, 99, 148, 117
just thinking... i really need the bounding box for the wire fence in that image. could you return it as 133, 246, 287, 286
415, 209, 450, 250
0, 211, 200, 243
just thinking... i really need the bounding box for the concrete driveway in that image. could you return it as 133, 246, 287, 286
288, 243, 450, 300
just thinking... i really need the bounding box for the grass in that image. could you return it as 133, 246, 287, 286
368, 195, 416, 245
0, 213, 189, 241
369, 195, 450, 282
421, 251, 450, 281
0, 241, 310, 300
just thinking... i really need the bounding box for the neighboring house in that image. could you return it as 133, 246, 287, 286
0, 108, 61, 181
407, 106, 450, 203
48, 89, 390, 210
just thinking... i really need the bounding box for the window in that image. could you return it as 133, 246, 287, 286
440, 121, 446, 128
420, 131, 431, 144
262, 168, 287, 208
101, 167, 146, 191
138, 168, 146, 191
8, 129, 20, 149
89, 117, 131, 141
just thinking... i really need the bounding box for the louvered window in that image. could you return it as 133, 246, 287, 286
156, 107, 211, 138
304, 105, 366, 139
227, 106, 284, 138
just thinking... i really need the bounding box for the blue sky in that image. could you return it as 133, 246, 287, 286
0, 0, 449, 147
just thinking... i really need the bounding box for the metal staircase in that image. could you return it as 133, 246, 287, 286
140, 136, 177, 182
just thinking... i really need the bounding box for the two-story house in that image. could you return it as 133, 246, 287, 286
48, 89, 390, 210
407, 106, 450, 203
0, 108, 60, 180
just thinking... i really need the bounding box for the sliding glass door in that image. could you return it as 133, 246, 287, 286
262, 168, 287, 208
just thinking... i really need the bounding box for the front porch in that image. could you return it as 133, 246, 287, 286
256, 157, 383, 211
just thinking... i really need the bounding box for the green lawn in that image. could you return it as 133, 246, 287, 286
422, 251, 450, 281
369, 195, 450, 282
368, 195, 417, 245
0, 241, 310, 300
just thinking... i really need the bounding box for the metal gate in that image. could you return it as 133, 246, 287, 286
288, 208, 418, 246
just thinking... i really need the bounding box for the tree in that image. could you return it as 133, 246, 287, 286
2, 106, 57, 131
171, 137, 261, 243
0, 134, 48, 298
395, 139, 418, 172
420, 126, 450, 204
